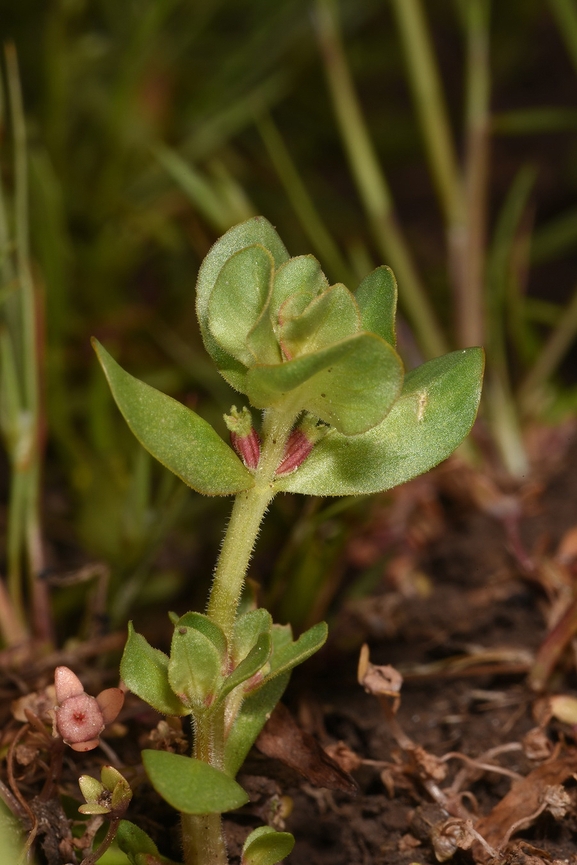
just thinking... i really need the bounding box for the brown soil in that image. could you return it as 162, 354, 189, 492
240, 434, 577, 865
4, 433, 577, 865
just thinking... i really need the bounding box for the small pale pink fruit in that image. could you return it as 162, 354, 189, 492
54, 666, 124, 752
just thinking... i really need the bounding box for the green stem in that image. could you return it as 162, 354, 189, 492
180, 710, 229, 865
206, 403, 297, 643
181, 814, 228, 865
187, 402, 298, 865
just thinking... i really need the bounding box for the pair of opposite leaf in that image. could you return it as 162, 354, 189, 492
93, 216, 484, 498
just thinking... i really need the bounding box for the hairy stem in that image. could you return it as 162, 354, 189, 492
206, 402, 298, 643
181, 814, 228, 865
187, 401, 298, 865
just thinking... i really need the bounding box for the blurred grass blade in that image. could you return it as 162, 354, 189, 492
314, 0, 447, 359
485, 165, 536, 476
0, 45, 49, 642
459, 0, 491, 349
548, 0, 577, 72
389, 0, 463, 231
256, 110, 355, 286
154, 143, 240, 232
531, 206, 577, 263
518, 285, 577, 415
205, 157, 255, 225
493, 107, 577, 135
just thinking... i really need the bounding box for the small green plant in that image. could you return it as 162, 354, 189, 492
93, 216, 483, 865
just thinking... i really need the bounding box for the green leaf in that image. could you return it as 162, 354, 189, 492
116, 821, 158, 859
232, 609, 273, 663
269, 255, 328, 323
247, 333, 404, 435
169, 625, 223, 709
207, 244, 274, 367
175, 612, 228, 659
196, 217, 289, 389
116, 819, 181, 865
355, 265, 397, 346
142, 751, 249, 814
224, 622, 327, 775
278, 348, 485, 496
246, 303, 283, 366
121, 623, 189, 716
92, 339, 253, 496
264, 621, 328, 683
242, 826, 295, 865
217, 632, 272, 703
279, 284, 360, 357
224, 673, 290, 777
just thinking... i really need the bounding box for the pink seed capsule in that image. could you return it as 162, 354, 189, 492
54, 666, 124, 752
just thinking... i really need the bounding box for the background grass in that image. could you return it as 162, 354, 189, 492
2, 0, 577, 642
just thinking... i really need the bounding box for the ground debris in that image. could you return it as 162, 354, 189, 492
256, 702, 358, 794
474, 749, 577, 859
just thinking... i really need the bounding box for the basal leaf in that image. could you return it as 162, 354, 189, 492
117, 821, 159, 861
278, 347, 485, 496
247, 334, 403, 435
169, 625, 223, 708
92, 339, 253, 496
207, 244, 274, 367
142, 751, 249, 814
224, 673, 290, 777
176, 612, 228, 659
232, 609, 273, 664
355, 265, 397, 346
116, 820, 182, 865
224, 623, 327, 776
217, 632, 272, 702
121, 623, 189, 716
241, 826, 295, 865
263, 621, 328, 683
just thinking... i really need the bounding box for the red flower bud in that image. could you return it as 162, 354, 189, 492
230, 428, 261, 469
276, 429, 313, 477
224, 406, 261, 469
276, 415, 329, 477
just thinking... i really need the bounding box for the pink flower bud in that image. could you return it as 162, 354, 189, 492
276, 415, 329, 477
224, 406, 261, 469
54, 666, 124, 752
276, 429, 313, 477
230, 429, 261, 469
